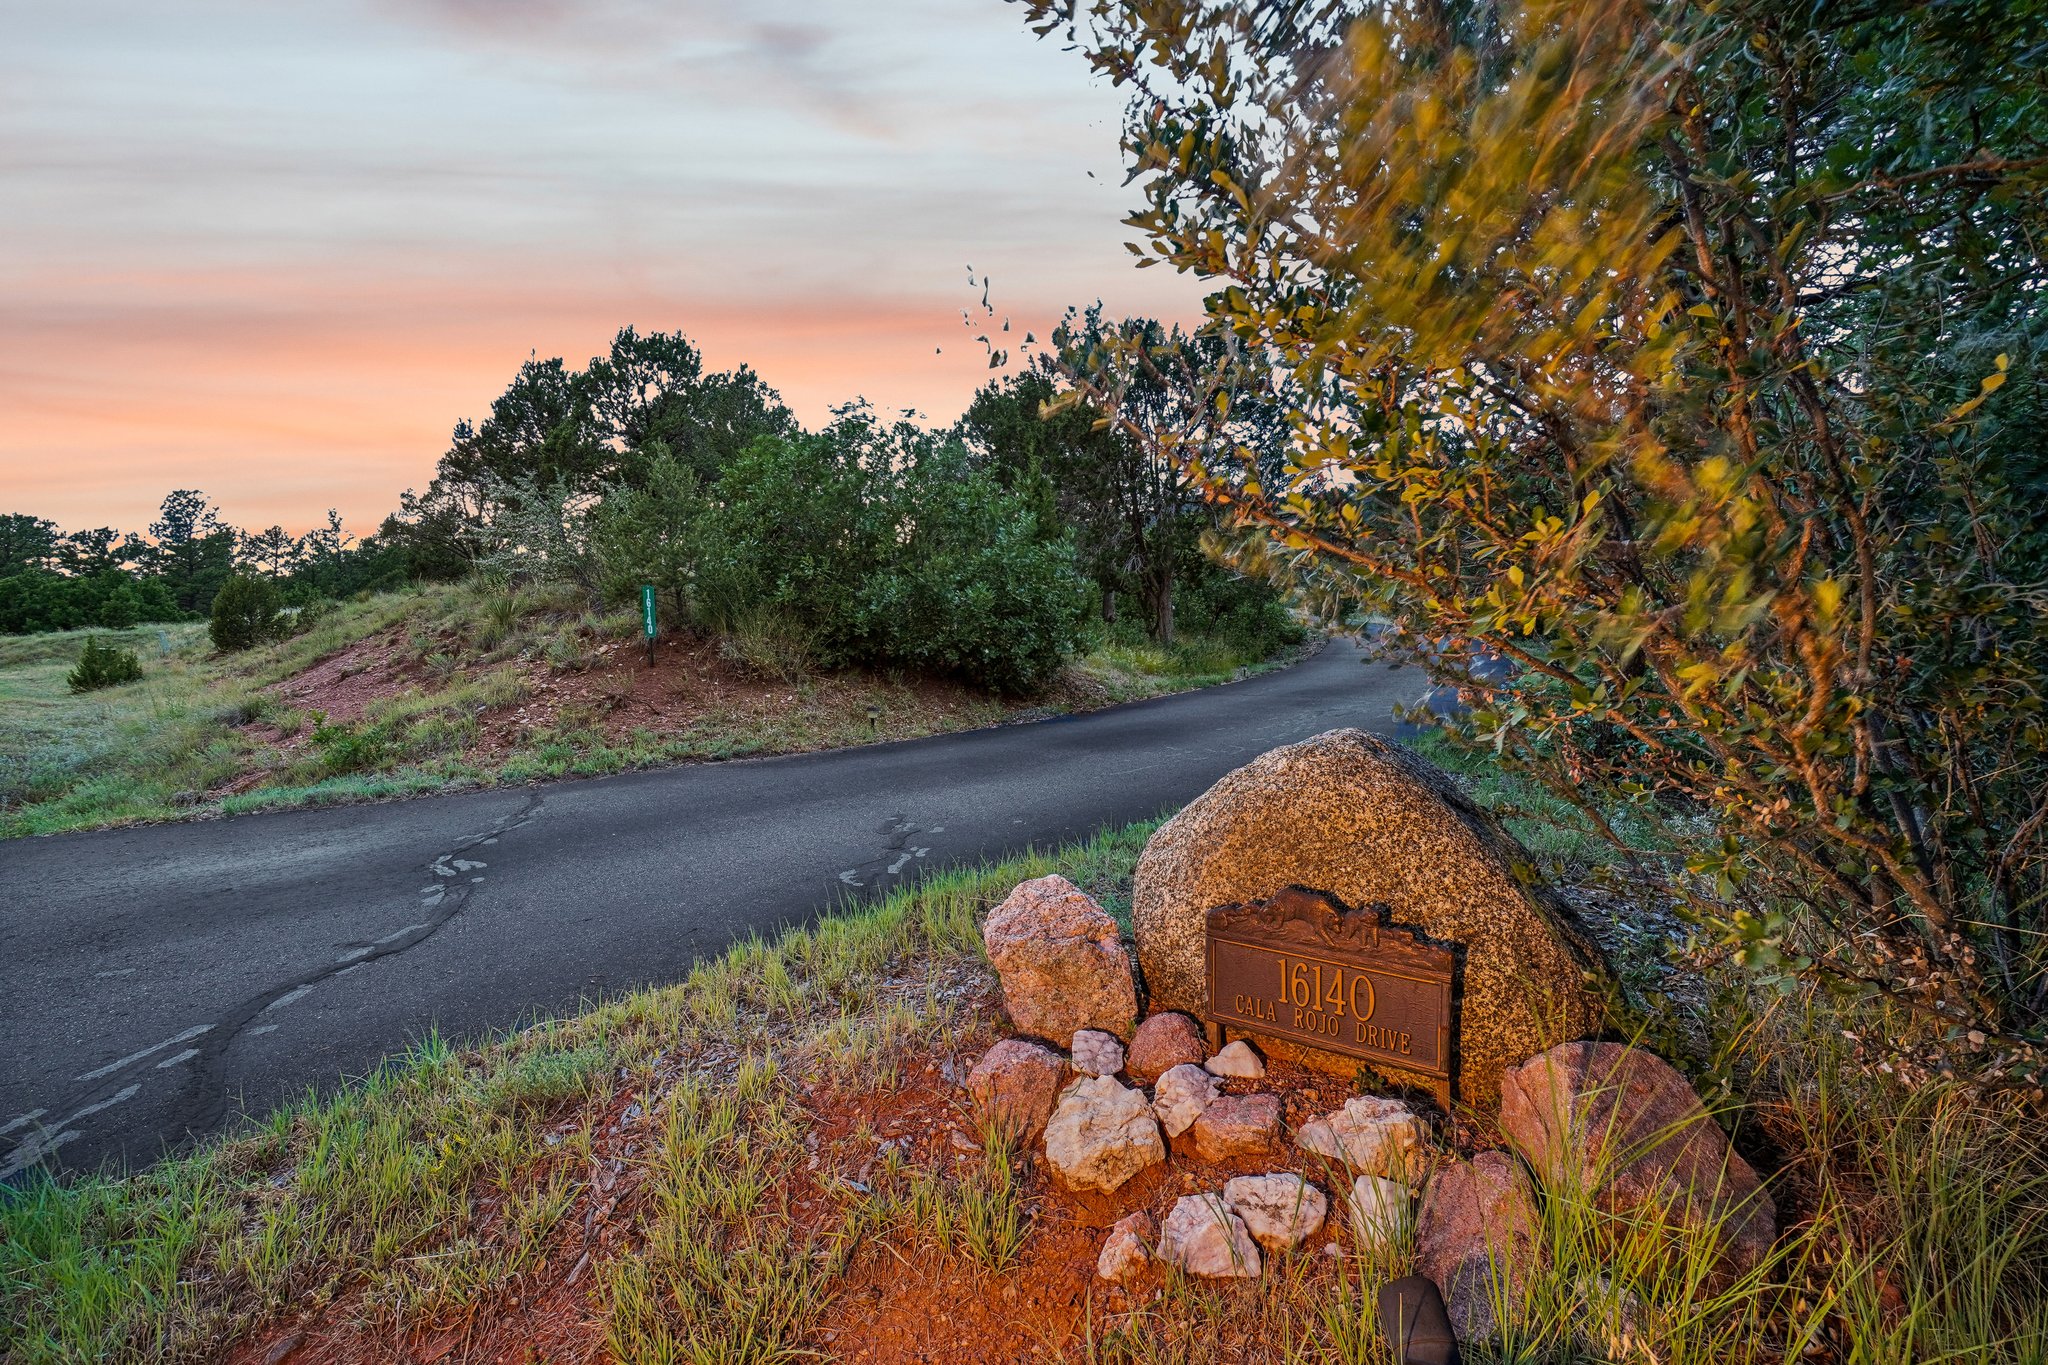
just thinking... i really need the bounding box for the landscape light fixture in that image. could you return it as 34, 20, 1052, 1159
1377, 1275, 1460, 1365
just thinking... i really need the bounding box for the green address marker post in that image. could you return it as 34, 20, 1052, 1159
641, 583, 657, 667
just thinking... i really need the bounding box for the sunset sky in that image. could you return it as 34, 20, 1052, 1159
2, 0, 1201, 537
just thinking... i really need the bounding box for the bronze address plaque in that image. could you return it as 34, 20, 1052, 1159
1204, 885, 1458, 1104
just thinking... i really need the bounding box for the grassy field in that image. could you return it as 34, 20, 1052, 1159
0, 582, 1301, 839
4, 782, 2041, 1362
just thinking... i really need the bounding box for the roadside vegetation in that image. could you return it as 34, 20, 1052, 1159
5, 775, 2041, 1363
0, 580, 1301, 839
6, 1, 2042, 1360
1035, 0, 2046, 1085
4, 316, 1307, 839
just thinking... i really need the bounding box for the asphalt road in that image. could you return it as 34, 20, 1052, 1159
1, 640, 1419, 1179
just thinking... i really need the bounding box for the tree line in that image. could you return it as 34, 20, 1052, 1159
5, 321, 1298, 691
0, 496, 404, 635
365, 324, 1294, 690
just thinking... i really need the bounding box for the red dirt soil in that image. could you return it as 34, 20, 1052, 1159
229, 1016, 1396, 1365
267, 630, 432, 726
250, 625, 1067, 773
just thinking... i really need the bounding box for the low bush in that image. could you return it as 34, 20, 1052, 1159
64, 637, 143, 693
1174, 570, 1304, 662
306, 712, 390, 775
697, 413, 1091, 694
587, 454, 704, 616
717, 605, 812, 683
210, 695, 269, 727
208, 574, 283, 652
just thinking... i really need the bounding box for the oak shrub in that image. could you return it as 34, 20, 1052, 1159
1030, 0, 2047, 1065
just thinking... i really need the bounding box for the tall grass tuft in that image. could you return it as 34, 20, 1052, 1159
601, 1079, 829, 1364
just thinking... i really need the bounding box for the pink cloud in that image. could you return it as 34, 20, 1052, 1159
2, 258, 1195, 534
1, 0, 1201, 537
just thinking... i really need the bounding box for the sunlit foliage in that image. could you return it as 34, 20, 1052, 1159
1024, 0, 2048, 1060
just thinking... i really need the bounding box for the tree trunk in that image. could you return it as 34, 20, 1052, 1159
1101, 586, 1117, 624
1154, 571, 1174, 646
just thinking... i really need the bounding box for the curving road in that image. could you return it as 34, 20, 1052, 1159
0, 640, 1419, 1179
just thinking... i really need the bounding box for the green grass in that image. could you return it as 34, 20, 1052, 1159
1404, 728, 1676, 872
1071, 630, 1308, 704
6, 807, 2044, 1364
0, 592, 434, 836
0, 583, 1298, 839
854, 1119, 1032, 1273
0, 825, 1154, 1363
602, 1066, 839, 1364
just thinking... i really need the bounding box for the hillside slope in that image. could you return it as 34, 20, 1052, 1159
0, 581, 1304, 838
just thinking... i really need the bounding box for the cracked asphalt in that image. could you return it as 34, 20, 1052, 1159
0, 639, 1419, 1179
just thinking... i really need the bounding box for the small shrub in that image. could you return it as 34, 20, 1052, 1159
1176, 572, 1305, 661
475, 669, 527, 710
595, 606, 642, 641
65, 637, 144, 693
542, 632, 596, 673
209, 574, 284, 652
476, 591, 522, 651
588, 453, 707, 612
279, 583, 331, 634
210, 695, 269, 727
718, 607, 812, 683
307, 712, 390, 775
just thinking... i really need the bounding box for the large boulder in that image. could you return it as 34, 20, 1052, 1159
984, 875, 1139, 1043
965, 1039, 1066, 1145
1415, 1151, 1541, 1343
1132, 729, 1612, 1110
1044, 1076, 1166, 1194
1499, 1042, 1775, 1273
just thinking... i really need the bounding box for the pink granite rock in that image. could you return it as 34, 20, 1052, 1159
1127, 1011, 1208, 1085
1416, 1151, 1541, 1343
1191, 1094, 1284, 1162
1096, 1210, 1156, 1283
983, 875, 1139, 1042
1499, 1042, 1775, 1274
965, 1039, 1065, 1145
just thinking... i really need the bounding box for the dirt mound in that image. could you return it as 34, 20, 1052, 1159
267, 628, 424, 725
230, 985, 1385, 1365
